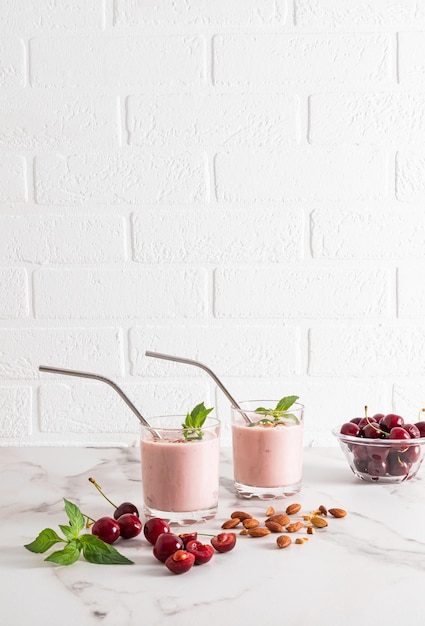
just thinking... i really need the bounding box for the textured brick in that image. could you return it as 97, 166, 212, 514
0, 328, 124, 379
398, 32, 425, 87
0, 92, 118, 150
295, 0, 425, 30
34, 152, 207, 205
0, 0, 103, 33
214, 268, 389, 319
0, 38, 25, 86
33, 268, 207, 319
0, 155, 27, 202
215, 148, 387, 202
131, 208, 304, 263
114, 0, 287, 26
30, 36, 206, 88
0, 268, 29, 318
311, 208, 425, 259
0, 387, 31, 438
0, 215, 126, 264
213, 33, 391, 87
130, 324, 300, 378
309, 327, 425, 377
397, 267, 425, 318
396, 150, 425, 202
309, 93, 425, 145
126, 94, 299, 148
39, 380, 210, 434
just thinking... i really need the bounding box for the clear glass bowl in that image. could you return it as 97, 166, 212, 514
332, 427, 425, 483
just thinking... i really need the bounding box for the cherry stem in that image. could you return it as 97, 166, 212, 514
365, 405, 389, 437
81, 513, 96, 527
418, 408, 425, 422
89, 477, 118, 509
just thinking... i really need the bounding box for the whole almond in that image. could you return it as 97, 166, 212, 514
286, 503, 302, 515
222, 518, 240, 529
311, 515, 328, 528
286, 521, 304, 533
231, 511, 252, 521
276, 535, 292, 549
247, 527, 271, 538
319, 505, 328, 516
328, 508, 347, 518
266, 514, 290, 526
243, 518, 260, 529
266, 506, 275, 517
265, 520, 283, 533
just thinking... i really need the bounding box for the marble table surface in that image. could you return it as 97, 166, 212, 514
2, 445, 425, 626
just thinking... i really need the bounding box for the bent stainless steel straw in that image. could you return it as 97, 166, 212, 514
145, 351, 252, 424
38, 365, 161, 436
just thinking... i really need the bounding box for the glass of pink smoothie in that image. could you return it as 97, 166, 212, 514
231, 400, 304, 499
140, 415, 220, 525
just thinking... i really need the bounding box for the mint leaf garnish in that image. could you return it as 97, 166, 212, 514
24, 499, 133, 566
64, 498, 85, 535
80, 535, 134, 565
254, 395, 300, 424
45, 541, 81, 566
24, 528, 65, 553
182, 402, 214, 440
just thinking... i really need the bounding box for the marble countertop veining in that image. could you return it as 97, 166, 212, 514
1, 446, 425, 626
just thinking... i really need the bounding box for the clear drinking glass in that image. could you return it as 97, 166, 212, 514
231, 401, 304, 499
140, 415, 220, 525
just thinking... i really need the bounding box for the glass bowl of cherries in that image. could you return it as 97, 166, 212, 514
333, 407, 425, 483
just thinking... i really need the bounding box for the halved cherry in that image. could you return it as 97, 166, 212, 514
186, 540, 214, 565
210, 532, 236, 553
165, 550, 195, 574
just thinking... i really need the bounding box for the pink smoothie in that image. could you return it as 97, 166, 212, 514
141, 431, 219, 512
232, 422, 303, 487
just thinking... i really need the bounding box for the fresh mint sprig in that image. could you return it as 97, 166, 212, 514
251, 395, 300, 426
182, 402, 214, 440
24, 498, 133, 566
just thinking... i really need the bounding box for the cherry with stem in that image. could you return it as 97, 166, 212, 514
89, 477, 139, 519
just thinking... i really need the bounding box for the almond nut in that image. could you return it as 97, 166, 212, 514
311, 515, 328, 528
319, 505, 328, 516
231, 511, 252, 520
286, 521, 304, 533
243, 518, 260, 529
247, 527, 271, 538
266, 514, 290, 526
265, 520, 283, 533
222, 518, 240, 529
286, 503, 302, 515
266, 506, 275, 517
276, 535, 292, 549
328, 508, 347, 518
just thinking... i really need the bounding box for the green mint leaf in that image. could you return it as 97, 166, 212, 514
275, 396, 299, 412
59, 524, 77, 541
63, 498, 85, 535
80, 534, 134, 565
45, 541, 81, 566
24, 528, 65, 553
182, 402, 213, 440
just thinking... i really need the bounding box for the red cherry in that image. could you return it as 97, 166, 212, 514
357, 417, 377, 430
210, 533, 236, 553
340, 422, 360, 437
143, 517, 171, 545
352, 444, 369, 460
153, 533, 184, 563
186, 540, 214, 565
373, 413, 385, 422
367, 459, 387, 477
179, 532, 198, 548
403, 423, 421, 438
387, 453, 411, 476
353, 458, 368, 473
114, 502, 139, 520
414, 421, 425, 437
350, 417, 362, 424
165, 550, 195, 574
362, 423, 384, 439
389, 427, 410, 440
92, 517, 120, 544
367, 445, 390, 462
381, 414, 404, 430
118, 513, 142, 539
401, 445, 421, 464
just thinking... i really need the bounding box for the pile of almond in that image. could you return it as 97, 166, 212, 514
221, 503, 347, 549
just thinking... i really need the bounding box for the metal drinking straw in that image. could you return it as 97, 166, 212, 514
38, 365, 162, 437
144, 351, 252, 424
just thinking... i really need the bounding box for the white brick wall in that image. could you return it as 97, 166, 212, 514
1, 1, 425, 447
